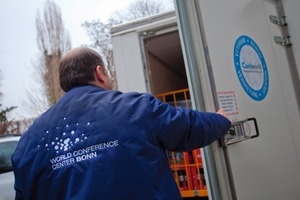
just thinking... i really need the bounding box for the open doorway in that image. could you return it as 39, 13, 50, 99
143, 30, 188, 96
143, 29, 208, 199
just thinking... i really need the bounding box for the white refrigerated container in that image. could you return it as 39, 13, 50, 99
111, 1, 300, 199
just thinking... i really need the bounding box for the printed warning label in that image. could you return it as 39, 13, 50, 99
217, 91, 239, 116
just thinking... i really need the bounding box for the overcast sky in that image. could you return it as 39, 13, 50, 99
0, 0, 136, 119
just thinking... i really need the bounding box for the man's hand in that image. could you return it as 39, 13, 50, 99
217, 108, 232, 122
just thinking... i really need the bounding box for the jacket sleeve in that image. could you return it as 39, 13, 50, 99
11, 132, 29, 200
14, 188, 25, 200
147, 94, 231, 151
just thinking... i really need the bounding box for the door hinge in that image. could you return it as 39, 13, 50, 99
269, 15, 287, 26
141, 31, 155, 37
274, 36, 292, 47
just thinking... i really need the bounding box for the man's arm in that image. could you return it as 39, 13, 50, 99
148, 96, 231, 151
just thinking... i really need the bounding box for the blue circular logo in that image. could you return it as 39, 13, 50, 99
234, 35, 269, 101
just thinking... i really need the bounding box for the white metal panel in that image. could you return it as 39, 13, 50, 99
195, 0, 300, 199
112, 32, 147, 93
111, 12, 178, 94
283, 0, 300, 77
111, 11, 176, 37
265, 1, 300, 179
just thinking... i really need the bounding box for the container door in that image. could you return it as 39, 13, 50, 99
175, 0, 300, 199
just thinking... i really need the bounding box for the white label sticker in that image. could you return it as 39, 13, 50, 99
217, 91, 239, 116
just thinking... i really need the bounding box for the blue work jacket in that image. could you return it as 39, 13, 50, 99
12, 85, 231, 200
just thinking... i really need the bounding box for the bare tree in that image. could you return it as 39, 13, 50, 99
113, 0, 174, 21
25, 0, 71, 116
82, 0, 174, 89
0, 106, 17, 134
0, 70, 18, 134
82, 18, 119, 89
0, 70, 3, 101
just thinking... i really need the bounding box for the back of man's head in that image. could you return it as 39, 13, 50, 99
59, 47, 105, 92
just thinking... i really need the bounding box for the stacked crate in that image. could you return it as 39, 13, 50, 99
155, 89, 208, 198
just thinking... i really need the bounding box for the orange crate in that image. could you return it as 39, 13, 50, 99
156, 89, 208, 198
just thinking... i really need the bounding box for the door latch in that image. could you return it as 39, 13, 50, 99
221, 118, 259, 147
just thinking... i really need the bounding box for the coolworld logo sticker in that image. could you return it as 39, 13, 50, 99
234, 35, 269, 101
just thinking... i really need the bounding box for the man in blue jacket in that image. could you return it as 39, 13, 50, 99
12, 47, 231, 200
